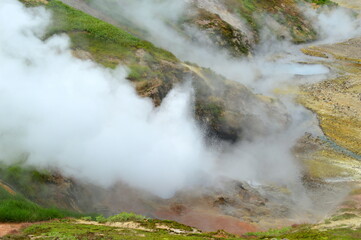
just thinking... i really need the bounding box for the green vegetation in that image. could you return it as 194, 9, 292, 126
2, 220, 233, 240
0, 162, 65, 208
107, 212, 146, 222
4, 219, 361, 239
93, 212, 194, 232
185, 9, 251, 57
330, 213, 358, 221
195, 101, 225, 130
276, 226, 361, 240
0, 187, 82, 222
20, 0, 178, 91
246, 226, 291, 237
244, 225, 361, 240
304, 0, 336, 5
0, 163, 50, 200
45, 0, 175, 66
224, 0, 318, 43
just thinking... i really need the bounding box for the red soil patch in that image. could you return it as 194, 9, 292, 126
0, 182, 16, 195
156, 208, 259, 236
0, 223, 32, 237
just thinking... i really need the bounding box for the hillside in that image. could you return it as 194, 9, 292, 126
1, 0, 361, 239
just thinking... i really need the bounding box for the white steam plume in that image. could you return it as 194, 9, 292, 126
0, 0, 212, 198
2, 0, 351, 205
87, 0, 330, 95
304, 5, 361, 44
0, 0, 306, 202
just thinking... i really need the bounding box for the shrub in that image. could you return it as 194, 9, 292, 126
95, 215, 107, 223
107, 212, 146, 222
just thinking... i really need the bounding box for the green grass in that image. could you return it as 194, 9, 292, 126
278, 226, 361, 240
4, 219, 361, 239
304, 0, 336, 5
0, 163, 51, 201
0, 162, 63, 207
0, 187, 82, 222
223, 0, 318, 43
93, 212, 195, 232
245, 225, 361, 240
107, 212, 146, 222
21, 0, 177, 73
2, 220, 241, 240
246, 226, 291, 237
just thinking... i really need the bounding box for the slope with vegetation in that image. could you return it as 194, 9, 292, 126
0, 182, 83, 223
2, 0, 361, 239
2, 206, 361, 239
21, 0, 288, 143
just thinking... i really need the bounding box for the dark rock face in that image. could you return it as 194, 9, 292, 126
183, 8, 252, 57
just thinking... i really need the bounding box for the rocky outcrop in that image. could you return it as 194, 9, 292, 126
182, 8, 252, 57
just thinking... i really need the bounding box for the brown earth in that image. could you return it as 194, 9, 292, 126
155, 208, 259, 236
332, 0, 361, 10
0, 223, 33, 238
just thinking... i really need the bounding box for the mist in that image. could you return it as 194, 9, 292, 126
2, 0, 359, 207
0, 0, 214, 198
304, 5, 361, 44
83, 0, 332, 184
0, 0, 310, 202
86, 0, 336, 95
78, 0, 361, 214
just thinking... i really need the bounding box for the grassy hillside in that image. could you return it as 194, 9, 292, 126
0, 184, 83, 222
21, 0, 189, 108
218, 0, 319, 43
3, 216, 360, 239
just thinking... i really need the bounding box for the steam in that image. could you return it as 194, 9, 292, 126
0, 0, 212, 198
304, 5, 361, 44
2, 0, 359, 205
86, 0, 332, 95
0, 0, 310, 201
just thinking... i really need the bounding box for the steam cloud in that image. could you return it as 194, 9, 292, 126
304, 5, 361, 43
1, 0, 359, 201
87, 0, 333, 94
0, 0, 212, 198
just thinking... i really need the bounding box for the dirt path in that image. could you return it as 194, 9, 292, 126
0, 223, 33, 237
